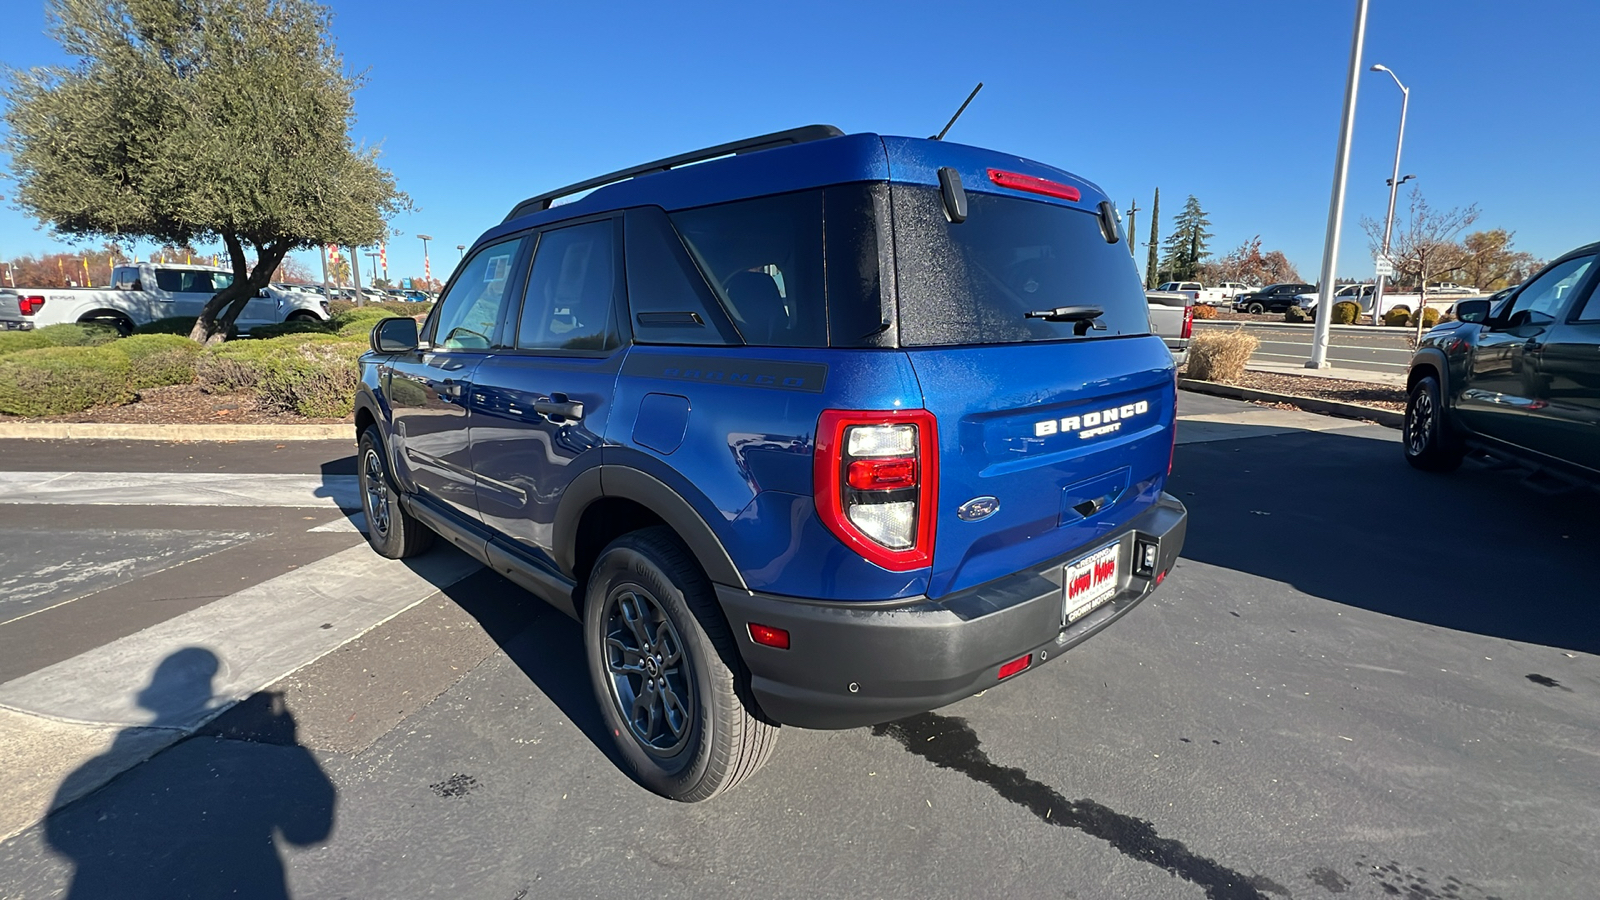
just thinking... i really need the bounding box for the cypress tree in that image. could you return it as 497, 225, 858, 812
1144, 188, 1160, 289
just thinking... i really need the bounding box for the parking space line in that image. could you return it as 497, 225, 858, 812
0, 471, 360, 509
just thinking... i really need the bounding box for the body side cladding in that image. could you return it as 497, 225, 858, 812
552, 464, 747, 590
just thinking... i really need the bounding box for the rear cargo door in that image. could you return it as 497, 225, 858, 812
887, 177, 1176, 599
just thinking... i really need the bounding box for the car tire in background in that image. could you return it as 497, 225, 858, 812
357, 425, 435, 558
1403, 376, 1465, 472
1246, 302, 1266, 314
583, 526, 778, 802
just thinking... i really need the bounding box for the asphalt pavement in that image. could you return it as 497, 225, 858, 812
1194, 321, 1415, 376
0, 400, 1596, 900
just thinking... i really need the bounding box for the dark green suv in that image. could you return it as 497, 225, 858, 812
1404, 242, 1600, 484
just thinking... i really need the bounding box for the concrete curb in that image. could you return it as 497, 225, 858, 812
0, 422, 352, 441
1180, 378, 1405, 429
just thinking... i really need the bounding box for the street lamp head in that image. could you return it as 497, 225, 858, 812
1369, 63, 1389, 73
416, 234, 433, 241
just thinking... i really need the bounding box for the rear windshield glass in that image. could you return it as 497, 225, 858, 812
891, 186, 1149, 346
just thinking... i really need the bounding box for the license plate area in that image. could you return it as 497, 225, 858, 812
1063, 542, 1119, 625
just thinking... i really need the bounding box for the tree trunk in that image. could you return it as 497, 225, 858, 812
186, 237, 289, 344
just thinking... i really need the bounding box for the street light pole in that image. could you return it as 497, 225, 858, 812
1369, 63, 1410, 327
366, 251, 381, 289
456, 244, 465, 261
1126, 198, 1140, 260
1308, 0, 1370, 369
417, 234, 433, 289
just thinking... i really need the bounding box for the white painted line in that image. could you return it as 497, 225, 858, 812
0, 543, 480, 729
0, 471, 361, 509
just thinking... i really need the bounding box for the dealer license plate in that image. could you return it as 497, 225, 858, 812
1063, 543, 1119, 624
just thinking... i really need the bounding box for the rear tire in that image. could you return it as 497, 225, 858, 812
1403, 376, 1464, 472
357, 425, 434, 558
80, 313, 133, 337
584, 526, 777, 802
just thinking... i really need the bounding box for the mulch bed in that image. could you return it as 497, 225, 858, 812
1188, 368, 1407, 413
7, 383, 353, 426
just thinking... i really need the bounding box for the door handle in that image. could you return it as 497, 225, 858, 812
440, 379, 463, 399
534, 393, 585, 421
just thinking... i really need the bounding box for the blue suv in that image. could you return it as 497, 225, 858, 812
354, 126, 1188, 801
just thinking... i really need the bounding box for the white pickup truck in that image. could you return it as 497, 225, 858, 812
0, 262, 328, 335
1154, 281, 1245, 306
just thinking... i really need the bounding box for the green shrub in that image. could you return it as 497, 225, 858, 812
197, 332, 359, 397
1409, 307, 1442, 329
1284, 306, 1308, 323
35, 323, 122, 347
247, 319, 334, 339
0, 346, 134, 416
329, 306, 397, 338
106, 334, 202, 389
0, 330, 53, 357
328, 299, 431, 321
1192, 304, 1218, 320
131, 316, 240, 340
1383, 306, 1411, 327
1187, 328, 1259, 383
1331, 301, 1361, 325
255, 339, 366, 417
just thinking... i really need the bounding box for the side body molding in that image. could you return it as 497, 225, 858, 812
553, 464, 747, 590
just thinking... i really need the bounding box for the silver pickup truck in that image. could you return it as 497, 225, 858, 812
1146, 291, 1193, 366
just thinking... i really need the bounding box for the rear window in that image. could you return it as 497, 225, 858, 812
890, 186, 1150, 347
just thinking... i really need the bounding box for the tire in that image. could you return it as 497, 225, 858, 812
1246, 302, 1266, 314
584, 526, 778, 802
80, 313, 133, 336
1403, 376, 1464, 472
356, 425, 434, 557
288, 311, 320, 323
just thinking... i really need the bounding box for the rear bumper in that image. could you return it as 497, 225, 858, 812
718, 493, 1187, 729
0, 319, 34, 331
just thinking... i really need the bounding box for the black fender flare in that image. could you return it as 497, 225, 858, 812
1408, 347, 1451, 398
554, 464, 746, 590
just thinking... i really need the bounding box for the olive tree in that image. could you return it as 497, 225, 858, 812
4, 0, 406, 343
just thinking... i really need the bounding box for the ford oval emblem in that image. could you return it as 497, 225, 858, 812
957, 496, 1000, 522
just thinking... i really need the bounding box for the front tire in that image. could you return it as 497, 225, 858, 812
1403, 376, 1464, 472
357, 426, 434, 557
584, 527, 778, 802
1246, 302, 1266, 314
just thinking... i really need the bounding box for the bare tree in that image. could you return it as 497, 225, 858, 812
1199, 235, 1304, 285
1446, 229, 1537, 291
1361, 188, 1478, 338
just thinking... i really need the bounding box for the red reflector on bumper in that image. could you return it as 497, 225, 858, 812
998, 653, 1032, 680
748, 623, 790, 649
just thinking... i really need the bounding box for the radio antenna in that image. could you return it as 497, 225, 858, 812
930, 82, 984, 141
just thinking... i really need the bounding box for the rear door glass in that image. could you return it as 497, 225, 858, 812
669, 191, 827, 348
891, 186, 1150, 346
516, 220, 620, 352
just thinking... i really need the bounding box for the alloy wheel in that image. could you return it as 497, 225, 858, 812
602, 585, 694, 756
362, 448, 391, 538
1407, 390, 1434, 457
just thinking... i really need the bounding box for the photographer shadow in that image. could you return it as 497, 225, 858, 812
44, 647, 336, 900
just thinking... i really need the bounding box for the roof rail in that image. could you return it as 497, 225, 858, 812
502, 124, 845, 223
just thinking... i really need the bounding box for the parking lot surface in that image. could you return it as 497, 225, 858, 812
0, 396, 1595, 899
1194, 321, 1415, 376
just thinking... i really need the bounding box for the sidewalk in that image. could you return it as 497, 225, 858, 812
1244, 360, 1405, 387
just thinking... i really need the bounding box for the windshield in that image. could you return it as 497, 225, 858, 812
891, 186, 1150, 346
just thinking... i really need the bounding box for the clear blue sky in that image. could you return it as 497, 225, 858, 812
3, 0, 1597, 285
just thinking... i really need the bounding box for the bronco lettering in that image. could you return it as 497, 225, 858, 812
1034, 400, 1150, 438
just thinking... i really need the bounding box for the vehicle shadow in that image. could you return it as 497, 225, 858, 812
1171, 427, 1600, 655
414, 564, 630, 773
43, 647, 337, 900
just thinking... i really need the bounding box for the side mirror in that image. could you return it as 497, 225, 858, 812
1455, 298, 1491, 325
258, 288, 270, 298
371, 316, 419, 354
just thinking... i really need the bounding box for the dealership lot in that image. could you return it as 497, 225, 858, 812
0, 395, 1595, 899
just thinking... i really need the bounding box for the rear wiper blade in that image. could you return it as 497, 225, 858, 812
1024, 305, 1105, 323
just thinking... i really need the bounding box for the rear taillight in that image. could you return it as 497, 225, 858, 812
1181, 304, 1194, 339
19, 295, 45, 316
815, 409, 938, 571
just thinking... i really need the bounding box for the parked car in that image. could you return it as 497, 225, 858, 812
1428, 282, 1480, 295
1404, 242, 1599, 485
0, 263, 326, 334
1155, 281, 1230, 306
1296, 283, 1374, 313
354, 125, 1188, 801
1146, 290, 1194, 364
1216, 281, 1255, 300
1234, 282, 1315, 314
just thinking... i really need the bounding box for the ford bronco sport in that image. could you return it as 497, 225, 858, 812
354, 126, 1188, 801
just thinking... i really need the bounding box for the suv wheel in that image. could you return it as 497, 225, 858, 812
584, 527, 778, 802
1403, 376, 1464, 472
1246, 302, 1266, 314
357, 426, 435, 557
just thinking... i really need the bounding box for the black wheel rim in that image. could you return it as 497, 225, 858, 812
362, 448, 391, 538
603, 585, 694, 756
1407, 389, 1434, 457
